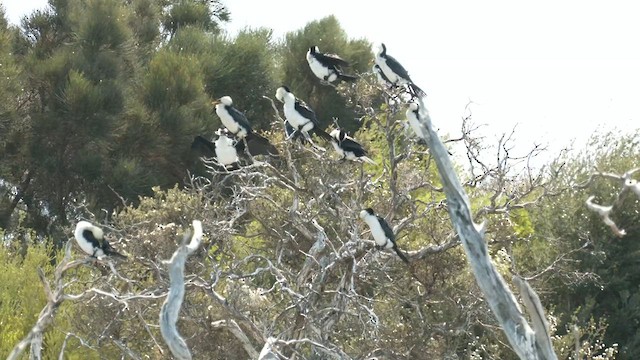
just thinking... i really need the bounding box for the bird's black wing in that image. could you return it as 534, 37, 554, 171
294, 99, 320, 126
317, 52, 350, 67
246, 132, 280, 156
102, 239, 127, 259
191, 136, 216, 158
312, 127, 333, 142
82, 229, 102, 249
233, 137, 247, 154
376, 215, 396, 243
340, 138, 367, 157
227, 105, 253, 132
384, 54, 412, 81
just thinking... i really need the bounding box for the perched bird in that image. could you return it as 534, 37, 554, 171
306, 46, 357, 83
374, 43, 426, 98
405, 101, 426, 140
275, 86, 332, 143
212, 96, 279, 156
74, 221, 127, 259
191, 129, 241, 170
403, 102, 452, 155
359, 208, 409, 263
329, 129, 376, 164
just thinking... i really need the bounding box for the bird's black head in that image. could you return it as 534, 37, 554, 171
364, 208, 375, 215
309, 46, 317, 54
380, 43, 387, 56
280, 85, 290, 93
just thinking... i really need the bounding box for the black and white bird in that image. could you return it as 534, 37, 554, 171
329, 129, 376, 164
405, 101, 426, 140
306, 46, 357, 83
275, 86, 332, 143
374, 43, 426, 98
359, 208, 409, 263
74, 221, 127, 259
212, 96, 279, 156
191, 129, 241, 170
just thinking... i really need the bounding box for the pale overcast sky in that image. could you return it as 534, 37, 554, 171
4, 0, 640, 159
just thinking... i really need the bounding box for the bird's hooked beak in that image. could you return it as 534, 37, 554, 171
211, 98, 221, 106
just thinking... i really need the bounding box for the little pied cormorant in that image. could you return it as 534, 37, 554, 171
329, 129, 376, 164
374, 43, 426, 98
359, 208, 409, 263
306, 46, 358, 83
212, 96, 279, 156
275, 86, 332, 143
74, 221, 127, 259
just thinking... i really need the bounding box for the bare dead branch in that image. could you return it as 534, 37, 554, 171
159, 220, 203, 360
585, 196, 626, 237
210, 319, 259, 358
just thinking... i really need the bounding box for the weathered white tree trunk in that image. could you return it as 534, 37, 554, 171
159, 220, 203, 360
414, 98, 557, 360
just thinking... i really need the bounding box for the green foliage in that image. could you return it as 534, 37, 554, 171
161, 0, 229, 37
144, 50, 206, 111
200, 28, 279, 130
0, 239, 92, 358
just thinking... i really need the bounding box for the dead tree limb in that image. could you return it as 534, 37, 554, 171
414, 97, 557, 360
210, 319, 259, 358
159, 220, 203, 360
584, 168, 640, 237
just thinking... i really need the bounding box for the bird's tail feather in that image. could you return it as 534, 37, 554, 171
408, 83, 427, 98
246, 132, 280, 157
338, 73, 358, 82
313, 128, 334, 142
191, 135, 216, 157
106, 249, 128, 259
361, 156, 377, 165
393, 245, 410, 264
102, 241, 127, 260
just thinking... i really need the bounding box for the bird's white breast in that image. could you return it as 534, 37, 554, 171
215, 137, 239, 165
283, 100, 313, 132
216, 105, 241, 135
375, 57, 403, 85
330, 140, 345, 157
307, 54, 331, 79
364, 216, 391, 248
